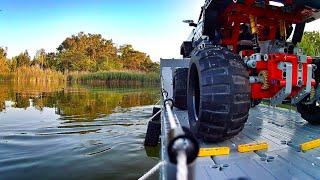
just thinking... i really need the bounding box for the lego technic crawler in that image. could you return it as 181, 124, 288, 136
173, 0, 320, 141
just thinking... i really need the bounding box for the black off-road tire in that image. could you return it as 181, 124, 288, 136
187, 46, 251, 142
181, 41, 193, 58
173, 68, 188, 110
297, 102, 320, 125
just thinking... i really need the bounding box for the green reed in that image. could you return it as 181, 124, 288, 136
0, 66, 65, 82
14, 66, 66, 82
69, 71, 160, 86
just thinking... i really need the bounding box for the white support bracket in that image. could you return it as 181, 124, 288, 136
271, 62, 292, 106
292, 64, 313, 104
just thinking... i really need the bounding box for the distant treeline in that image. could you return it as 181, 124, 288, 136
0, 32, 160, 78
1, 31, 317, 83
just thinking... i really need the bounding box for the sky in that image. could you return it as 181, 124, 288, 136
0, 0, 319, 62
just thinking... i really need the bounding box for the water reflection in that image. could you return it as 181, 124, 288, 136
0, 81, 159, 120
0, 81, 159, 180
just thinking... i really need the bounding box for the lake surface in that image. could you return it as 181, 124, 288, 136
0, 82, 159, 180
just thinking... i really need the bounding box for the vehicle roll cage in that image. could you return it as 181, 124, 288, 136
196, 0, 320, 53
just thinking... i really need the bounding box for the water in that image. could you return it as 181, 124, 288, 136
0, 82, 159, 180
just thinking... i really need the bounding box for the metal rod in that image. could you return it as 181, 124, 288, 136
161, 75, 179, 130
164, 101, 178, 130
159, 73, 199, 179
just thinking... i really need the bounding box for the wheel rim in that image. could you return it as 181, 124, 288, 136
190, 64, 200, 121
192, 95, 198, 121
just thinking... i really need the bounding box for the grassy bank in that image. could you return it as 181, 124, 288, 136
0, 67, 159, 86
0, 66, 65, 82
0, 74, 14, 81
68, 71, 160, 86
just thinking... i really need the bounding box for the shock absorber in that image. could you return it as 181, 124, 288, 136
249, 15, 261, 53
279, 20, 287, 41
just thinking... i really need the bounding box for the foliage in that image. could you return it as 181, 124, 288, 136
1, 32, 160, 83
57, 50, 95, 72
54, 32, 159, 72
299, 31, 320, 56
119, 44, 156, 72
12, 66, 65, 82
0, 47, 10, 74
13, 50, 31, 68
70, 71, 160, 86
32, 49, 46, 69
45, 52, 59, 70
56, 32, 118, 72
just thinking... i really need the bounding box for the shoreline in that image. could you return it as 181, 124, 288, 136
0, 69, 160, 85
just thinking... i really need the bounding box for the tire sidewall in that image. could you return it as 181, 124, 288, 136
173, 68, 188, 110
297, 102, 320, 125
187, 53, 204, 135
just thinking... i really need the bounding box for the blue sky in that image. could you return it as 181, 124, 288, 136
0, 0, 319, 61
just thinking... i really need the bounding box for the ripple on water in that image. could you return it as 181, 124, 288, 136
0, 90, 158, 180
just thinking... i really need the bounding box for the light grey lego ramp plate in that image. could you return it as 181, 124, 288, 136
160, 58, 320, 180
175, 106, 320, 180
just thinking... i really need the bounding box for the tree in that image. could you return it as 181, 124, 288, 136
142, 58, 160, 72
8, 58, 18, 72
57, 32, 119, 72
45, 52, 59, 70
0, 47, 9, 73
0, 47, 7, 58
1, 32, 159, 74
57, 51, 94, 72
119, 44, 159, 72
13, 50, 31, 67
33, 49, 46, 69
